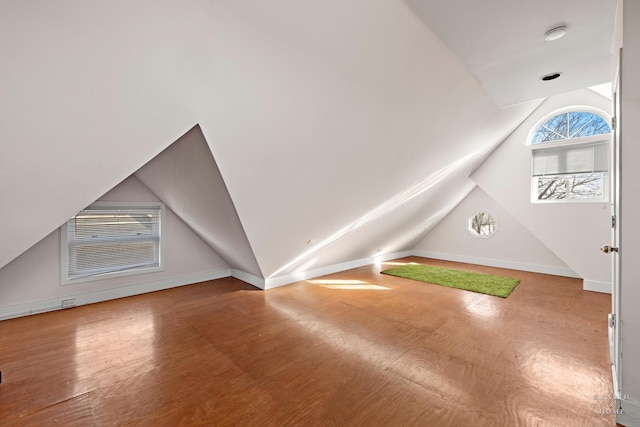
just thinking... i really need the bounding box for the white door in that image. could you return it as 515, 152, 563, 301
607, 51, 622, 396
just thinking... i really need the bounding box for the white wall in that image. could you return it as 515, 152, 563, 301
135, 126, 262, 277
413, 186, 576, 277
472, 88, 612, 289
0, 0, 198, 269
202, 1, 539, 279
0, 0, 539, 284
0, 175, 230, 318
265, 168, 479, 284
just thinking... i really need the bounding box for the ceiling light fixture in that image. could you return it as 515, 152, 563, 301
540, 72, 563, 82
545, 25, 567, 41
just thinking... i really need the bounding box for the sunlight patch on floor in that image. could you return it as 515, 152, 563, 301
309, 279, 369, 284
308, 279, 390, 290
320, 284, 390, 290
380, 261, 421, 266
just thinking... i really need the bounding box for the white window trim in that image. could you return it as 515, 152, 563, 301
61, 201, 166, 285
467, 211, 497, 239
526, 105, 611, 146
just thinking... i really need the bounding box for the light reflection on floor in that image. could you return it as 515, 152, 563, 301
265, 295, 471, 402
520, 345, 608, 408
73, 308, 156, 394
460, 292, 502, 319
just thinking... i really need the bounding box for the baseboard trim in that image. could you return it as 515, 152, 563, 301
612, 364, 620, 400
1, 250, 604, 320
231, 269, 265, 290
583, 279, 612, 294
411, 250, 581, 279
617, 398, 640, 425
0, 268, 232, 321
265, 250, 414, 289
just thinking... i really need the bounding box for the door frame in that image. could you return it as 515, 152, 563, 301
610, 48, 622, 398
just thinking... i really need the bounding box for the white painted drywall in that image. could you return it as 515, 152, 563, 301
0, 0, 540, 285
619, 0, 640, 409
0, 175, 229, 309
199, 0, 541, 278
472, 88, 612, 286
405, 0, 615, 107
0, 0, 198, 269
135, 126, 262, 277
413, 186, 576, 277
269, 164, 479, 279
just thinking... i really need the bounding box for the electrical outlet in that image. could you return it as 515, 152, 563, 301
61, 298, 76, 309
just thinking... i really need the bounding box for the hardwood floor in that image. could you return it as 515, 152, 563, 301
0, 257, 616, 426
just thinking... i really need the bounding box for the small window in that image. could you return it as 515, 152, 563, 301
61, 202, 164, 284
529, 109, 611, 202
467, 211, 496, 238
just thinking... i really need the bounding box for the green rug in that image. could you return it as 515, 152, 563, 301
381, 264, 520, 298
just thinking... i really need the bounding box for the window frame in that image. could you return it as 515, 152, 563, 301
528, 107, 611, 204
61, 201, 166, 285
467, 211, 497, 238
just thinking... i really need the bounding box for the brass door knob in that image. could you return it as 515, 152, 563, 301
601, 245, 619, 253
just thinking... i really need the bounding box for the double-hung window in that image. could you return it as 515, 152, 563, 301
529, 110, 611, 202
61, 202, 165, 284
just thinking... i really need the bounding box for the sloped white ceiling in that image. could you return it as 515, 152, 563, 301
0, 0, 198, 269
0, 0, 539, 284
200, 0, 542, 279
406, 0, 615, 106
135, 126, 262, 277
271, 170, 478, 280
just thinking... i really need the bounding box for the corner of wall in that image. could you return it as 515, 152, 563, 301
231, 269, 265, 290
264, 250, 414, 289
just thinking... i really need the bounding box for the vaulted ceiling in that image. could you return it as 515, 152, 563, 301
0, 0, 615, 287
406, 0, 616, 106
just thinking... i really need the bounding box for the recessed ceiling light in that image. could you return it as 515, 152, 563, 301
540, 72, 563, 81
545, 26, 567, 41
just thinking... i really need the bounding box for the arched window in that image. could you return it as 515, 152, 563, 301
529, 109, 611, 202
531, 111, 611, 144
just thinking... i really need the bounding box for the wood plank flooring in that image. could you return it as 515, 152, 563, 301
0, 257, 617, 426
